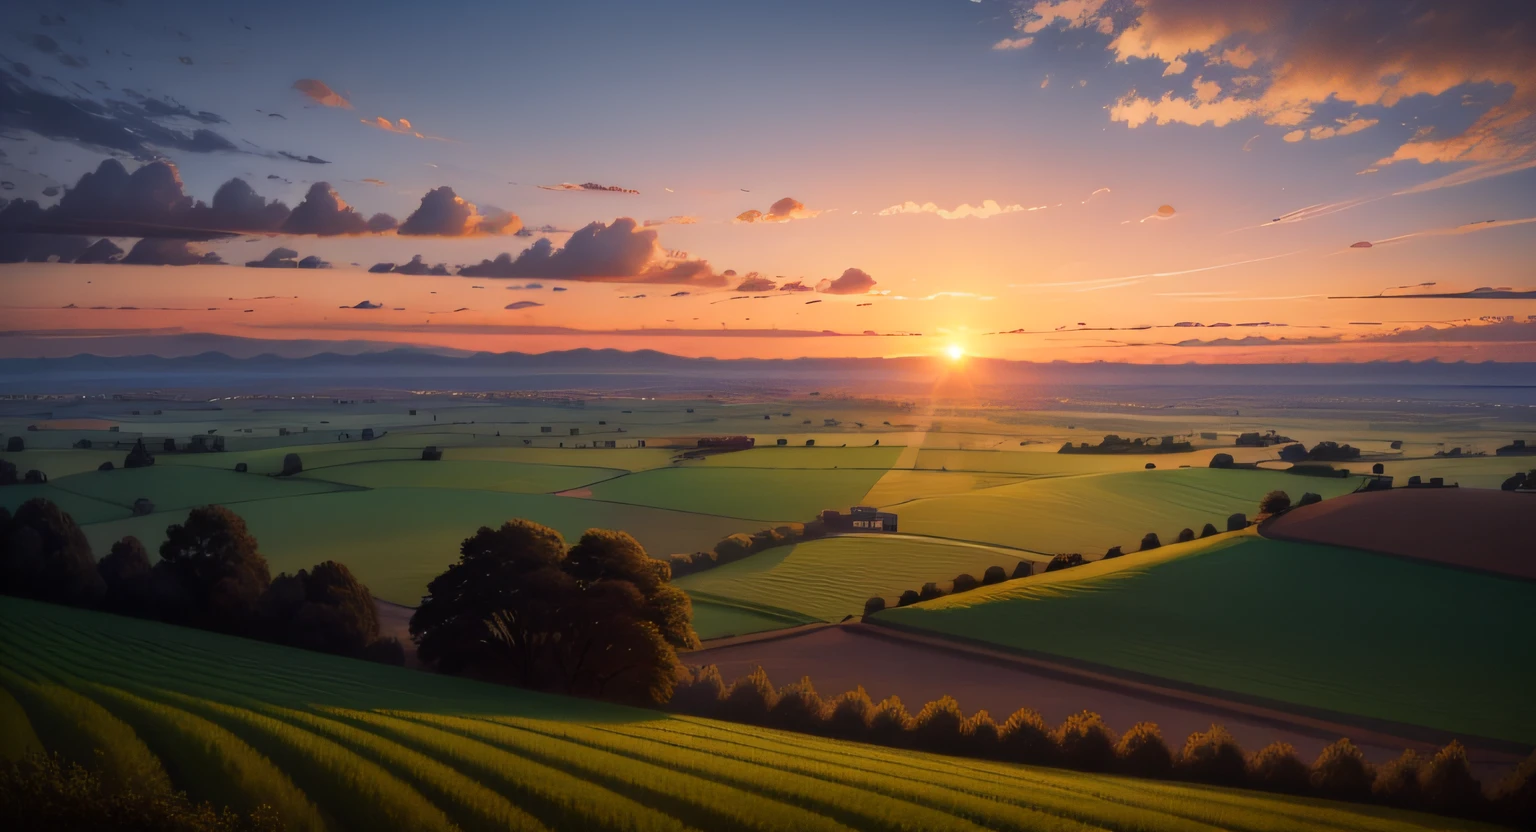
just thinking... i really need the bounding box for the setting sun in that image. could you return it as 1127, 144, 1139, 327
946, 344, 965, 361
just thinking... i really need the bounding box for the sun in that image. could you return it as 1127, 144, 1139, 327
945, 344, 965, 361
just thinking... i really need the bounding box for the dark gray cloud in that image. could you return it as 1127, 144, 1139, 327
244, 247, 299, 268
779, 280, 814, 292
505, 301, 543, 310
292, 79, 351, 109
73, 238, 123, 263
120, 238, 220, 266
817, 268, 876, 295
0, 232, 90, 263
397, 186, 521, 237
371, 254, 449, 275
277, 151, 330, 165
280, 182, 369, 236
457, 217, 726, 286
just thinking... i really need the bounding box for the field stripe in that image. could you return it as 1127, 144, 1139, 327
0, 683, 43, 761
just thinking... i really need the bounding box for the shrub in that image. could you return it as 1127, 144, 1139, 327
1200, 523, 1219, 538
896, 589, 920, 607
98, 536, 152, 616
719, 668, 778, 724
1278, 444, 1308, 463
360, 637, 406, 666
1175, 528, 1194, 543
918, 581, 945, 601
1139, 533, 1161, 551
23, 469, 46, 484
1418, 741, 1485, 818
1372, 749, 1425, 810
670, 665, 726, 717
824, 687, 875, 739
1144, 462, 1156, 470
862, 596, 886, 616
1247, 742, 1311, 794
1259, 490, 1291, 515
1010, 561, 1033, 579
5, 436, 22, 452
1116, 722, 1173, 778
1044, 553, 1084, 572
769, 677, 826, 733
997, 707, 1055, 765
981, 565, 1007, 585
1310, 738, 1374, 801
234, 462, 248, 473
1493, 750, 1536, 829
910, 696, 969, 756
713, 533, 754, 564
1296, 491, 1322, 507
1177, 725, 1246, 786
1372, 462, 1385, 475
1225, 512, 1247, 531
98, 461, 115, 472
279, 453, 302, 476
0, 459, 15, 485
124, 440, 155, 469
950, 573, 979, 593
867, 696, 913, 747
1209, 453, 1234, 469
966, 711, 1001, 753
1053, 711, 1117, 772
1101, 546, 1123, 560
0, 497, 103, 607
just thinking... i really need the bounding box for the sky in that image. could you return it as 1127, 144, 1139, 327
2, 0, 1535, 363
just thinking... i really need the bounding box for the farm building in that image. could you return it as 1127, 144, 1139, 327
820, 506, 898, 533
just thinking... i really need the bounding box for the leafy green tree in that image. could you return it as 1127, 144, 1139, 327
153, 506, 271, 634
0, 498, 102, 606
99, 536, 153, 615
259, 560, 380, 657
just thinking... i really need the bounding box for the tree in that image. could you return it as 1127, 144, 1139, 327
99, 536, 152, 616
1310, 738, 1374, 800
981, 565, 1007, 585
411, 521, 696, 706
950, 573, 979, 593
153, 506, 271, 634
124, 440, 155, 469
1177, 724, 1246, 786
1278, 444, 1307, 463
259, 561, 380, 657
1247, 742, 1310, 794
0, 498, 102, 606
1200, 523, 1219, 538
1116, 722, 1173, 778
1139, 532, 1161, 551
1208, 453, 1234, 469
5, 436, 23, 452
23, 470, 46, 485
279, 453, 302, 476
1053, 711, 1117, 772
0, 459, 16, 485
862, 596, 886, 616
1259, 490, 1291, 515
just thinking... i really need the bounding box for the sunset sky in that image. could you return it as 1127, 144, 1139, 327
2, 0, 1534, 362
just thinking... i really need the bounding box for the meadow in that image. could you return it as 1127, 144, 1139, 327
878, 530, 1536, 745
0, 595, 1490, 832
584, 466, 893, 522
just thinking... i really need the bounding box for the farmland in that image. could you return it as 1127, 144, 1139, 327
0, 595, 1489, 832
877, 531, 1536, 745
583, 466, 894, 522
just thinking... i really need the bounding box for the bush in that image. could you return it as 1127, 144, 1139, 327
0, 497, 103, 607
981, 565, 1007, 585
998, 707, 1055, 765
720, 667, 778, 724
950, 573, 979, 594
1177, 725, 1246, 786
1372, 462, 1385, 475
1053, 711, 1117, 772
1010, 561, 1033, 579
1372, 749, 1425, 810
1144, 462, 1156, 470
1419, 741, 1485, 818
0, 752, 282, 832
1278, 444, 1308, 463
279, 453, 302, 476
713, 533, 754, 564
824, 687, 875, 739
670, 665, 726, 717
896, 589, 920, 607
23, 469, 46, 484
868, 696, 913, 747
1176, 528, 1194, 543
1044, 553, 1084, 572
98, 536, 152, 616
862, 596, 886, 616
98, 461, 115, 472
1115, 722, 1173, 778
124, 440, 155, 469
769, 677, 826, 733
360, 637, 406, 666
1247, 742, 1311, 794
1296, 492, 1322, 507
260, 560, 380, 657
1310, 738, 1374, 801
966, 711, 1001, 752
1226, 512, 1247, 531
1200, 523, 1219, 538
1139, 533, 1161, 551
918, 581, 944, 601
1101, 546, 1123, 560
5, 436, 22, 452
910, 696, 969, 755
1209, 453, 1234, 469
0, 459, 15, 485
1259, 490, 1291, 515
1493, 750, 1536, 829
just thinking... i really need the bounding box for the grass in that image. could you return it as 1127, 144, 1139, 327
81, 488, 764, 606
51, 465, 350, 513
878, 530, 1536, 745
913, 447, 1250, 476
676, 535, 1048, 623
585, 467, 892, 522
0, 595, 1492, 832
857, 470, 1032, 507
0, 448, 124, 478
297, 459, 625, 493
690, 446, 904, 469
890, 467, 1363, 554
0, 484, 130, 524
688, 595, 821, 641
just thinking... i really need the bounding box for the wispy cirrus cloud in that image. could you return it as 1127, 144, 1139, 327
878, 199, 1043, 220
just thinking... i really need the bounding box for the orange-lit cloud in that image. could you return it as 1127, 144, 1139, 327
643, 215, 698, 227
878, 199, 1042, 219
537, 182, 641, 195
361, 116, 446, 141
397, 186, 522, 237
734, 197, 820, 223
292, 79, 351, 109
457, 217, 727, 286
817, 268, 876, 295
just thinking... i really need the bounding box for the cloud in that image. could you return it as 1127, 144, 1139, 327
505, 282, 544, 290
360, 116, 446, 141
643, 215, 697, 227
276, 151, 330, 165
371, 254, 450, 276
537, 182, 640, 195
293, 79, 351, 109
349, 300, 382, 309
1012, 0, 1112, 35
245, 247, 299, 268
505, 301, 544, 310
1093, 1, 1536, 190
734, 272, 776, 292
360, 178, 387, 186
1341, 216, 1536, 250
993, 37, 1035, 50
734, 197, 820, 223
120, 238, 220, 266
458, 217, 727, 286
816, 268, 877, 295
280, 182, 371, 236
877, 199, 1038, 220
73, 238, 123, 264
778, 280, 814, 292
396, 186, 522, 237
0, 232, 90, 263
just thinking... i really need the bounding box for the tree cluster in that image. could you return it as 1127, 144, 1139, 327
410, 520, 697, 706
0, 498, 402, 664
672, 665, 1536, 828
667, 520, 821, 578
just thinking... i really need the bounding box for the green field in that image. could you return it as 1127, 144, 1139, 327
890, 468, 1363, 554
80, 489, 764, 606
879, 530, 1536, 745
858, 470, 1032, 507
52, 466, 351, 512
691, 446, 904, 469
912, 448, 1267, 476
0, 597, 1483, 832
0, 484, 130, 525
0, 448, 124, 478
676, 535, 1048, 624
297, 460, 625, 493
585, 467, 893, 522
688, 596, 821, 640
